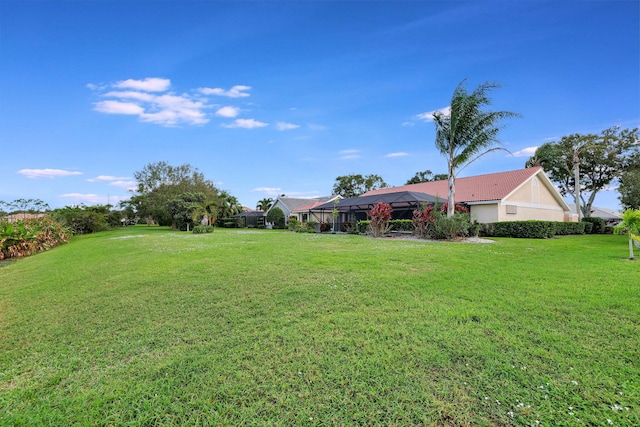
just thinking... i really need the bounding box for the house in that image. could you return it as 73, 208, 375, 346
267, 196, 336, 220
290, 196, 342, 224
362, 167, 572, 223
568, 204, 622, 225
234, 210, 266, 228
312, 191, 442, 230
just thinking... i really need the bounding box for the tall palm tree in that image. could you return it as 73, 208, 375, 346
433, 80, 520, 217
615, 209, 640, 260
256, 198, 273, 211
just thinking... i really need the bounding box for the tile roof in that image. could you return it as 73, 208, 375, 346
364, 167, 544, 203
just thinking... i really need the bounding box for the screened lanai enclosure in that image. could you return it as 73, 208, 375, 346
309, 191, 443, 231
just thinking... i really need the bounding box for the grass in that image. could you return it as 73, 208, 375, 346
0, 226, 638, 426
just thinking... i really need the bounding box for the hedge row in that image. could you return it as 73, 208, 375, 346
480, 220, 595, 238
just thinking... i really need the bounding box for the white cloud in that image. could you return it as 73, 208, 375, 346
416, 106, 451, 121
110, 180, 138, 190
340, 149, 360, 154
223, 118, 268, 129
386, 152, 408, 158
216, 106, 240, 118
94, 100, 145, 115
87, 175, 130, 182
18, 169, 83, 179
252, 187, 282, 196
199, 85, 251, 98
510, 146, 539, 157
113, 77, 170, 92
340, 155, 362, 160
275, 122, 300, 131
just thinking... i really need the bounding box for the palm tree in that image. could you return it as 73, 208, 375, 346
218, 191, 242, 219
191, 198, 218, 226
256, 198, 273, 211
614, 209, 640, 260
433, 80, 519, 217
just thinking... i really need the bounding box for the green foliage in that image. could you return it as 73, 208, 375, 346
256, 198, 274, 211
266, 207, 286, 229
51, 206, 110, 234
287, 218, 299, 231
168, 192, 206, 231
192, 225, 215, 234
405, 170, 448, 185
319, 221, 331, 232
614, 209, 640, 259
481, 221, 559, 238
582, 221, 593, 234
387, 219, 414, 232
554, 222, 586, 235
433, 79, 519, 217
332, 174, 387, 198
618, 152, 640, 210
0, 217, 71, 260
412, 204, 471, 240
527, 127, 639, 217
581, 217, 605, 234
356, 220, 370, 234
132, 161, 219, 226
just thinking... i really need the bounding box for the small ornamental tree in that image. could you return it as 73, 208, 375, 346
367, 202, 392, 237
266, 207, 286, 229
614, 209, 640, 260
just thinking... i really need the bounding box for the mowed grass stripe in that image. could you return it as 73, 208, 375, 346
1, 226, 638, 425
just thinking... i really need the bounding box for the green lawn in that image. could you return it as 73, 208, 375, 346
1, 227, 638, 426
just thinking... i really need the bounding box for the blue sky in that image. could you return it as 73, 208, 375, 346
1, 1, 638, 211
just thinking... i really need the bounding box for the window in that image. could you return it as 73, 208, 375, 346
506, 205, 517, 214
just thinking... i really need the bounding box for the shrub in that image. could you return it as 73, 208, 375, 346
604, 225, 615, 234
554, 222, 586, 235
367, 202, 393, 237
340, 221, 353, 233
582, 222, 593, 234
388, 220, 414, 232
357, 220, 371, 234
266, 207, 286, 229
481, 221, 556, 238
412, 205, 471, 240
1, 217, 71, 260
192, 225, 214, 234
288, 218, 299, 231
319, 222, 331, 232
582, 217, 605, 234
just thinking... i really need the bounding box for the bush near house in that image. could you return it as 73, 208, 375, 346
266, 207, 286, 229
481, 220, 592, 238
582, 217, 606, 234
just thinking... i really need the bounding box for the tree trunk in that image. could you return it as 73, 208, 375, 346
629, 236, 635, 260
447, 160, 455, 218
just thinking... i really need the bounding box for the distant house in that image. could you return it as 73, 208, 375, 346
568, 204, 622, 225
362, 167, 572, 223
267, 196, 336, 220
291, 196, 342, 224
234, 210, 266, 228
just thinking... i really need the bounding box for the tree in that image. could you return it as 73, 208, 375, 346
266, 207, 285, 229
527, 127, 639, 218
614, 209, 640, 260
133, 162, 218, 227
433, 80, 519, 217
168, 192, 206, 231
619, 152, 640, 210
405, 170, 448, 185
256, 198, 273, 211
217, 191, 243, 220
332, 174, 387, 198
191, 197, 218, 227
